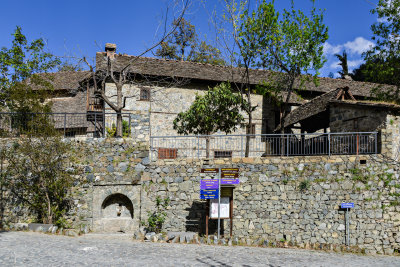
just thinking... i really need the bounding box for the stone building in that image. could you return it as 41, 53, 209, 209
3, 44, 400, 255
20, 43, 399, 158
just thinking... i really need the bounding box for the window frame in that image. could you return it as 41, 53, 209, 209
139, 87, 151, 101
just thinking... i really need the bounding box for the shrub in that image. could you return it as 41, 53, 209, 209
145, 196, 170, 233
106, 120, 131, 137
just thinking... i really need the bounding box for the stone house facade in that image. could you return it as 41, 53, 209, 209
21, 43, 399, 159
35, 44, 392, 136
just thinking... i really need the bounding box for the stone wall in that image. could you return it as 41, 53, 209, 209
2, 138, 400, 255
0, 138, 149, 233
329, 103, 400, 161
329, 103, 388, 132
141, 156, 400, 255
104, 83, 266, 138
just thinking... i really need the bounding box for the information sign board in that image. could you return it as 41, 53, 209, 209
201, 168, 219, 173
341, 203, 354, 209
200, 189, 219, 199
200, 189, 218, 195
200, 194, 218, 199
221, 172, 239, 178
210, 197, 230, 218
200, 179, 219, 189
221, 178, 240, 185
221, 168, 239, 173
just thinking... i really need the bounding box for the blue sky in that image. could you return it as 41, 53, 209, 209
0, 0, 379, 77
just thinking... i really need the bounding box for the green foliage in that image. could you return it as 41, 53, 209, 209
156, 18, 225, 65
299, 179, 311, 192
379, 172, 394, 187
0, 26, 60, 113
238, 0, 328, 128
173, 82, 248, 135
4, 134, 74, 225
334, 50, 349, 78
145, 196, 170, 233
361, 0, 400, 103
350, 168, 371, 184
106, 121, 131, 137
189, 41, 226, 65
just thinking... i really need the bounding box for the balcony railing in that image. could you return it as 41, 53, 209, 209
0, 112, 132, 138
150, 132, 378, 160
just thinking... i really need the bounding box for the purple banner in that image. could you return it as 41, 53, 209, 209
221, 178, 240, 185
200, 179, 219, 189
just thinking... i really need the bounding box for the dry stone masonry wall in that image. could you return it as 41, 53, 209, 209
2, 138, 400, 255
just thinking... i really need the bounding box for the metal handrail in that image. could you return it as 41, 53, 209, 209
150, 132, 379, 159
0, 112, 133, 138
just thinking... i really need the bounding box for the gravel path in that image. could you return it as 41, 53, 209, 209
0, 231, 399, 266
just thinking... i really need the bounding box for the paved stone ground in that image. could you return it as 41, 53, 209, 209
0, 232, 399, 267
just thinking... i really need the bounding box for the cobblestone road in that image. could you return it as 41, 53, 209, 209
0, 232, 399, 266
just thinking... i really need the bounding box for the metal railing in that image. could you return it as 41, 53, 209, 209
150, 132, 378, 160
0, 112, 133, 138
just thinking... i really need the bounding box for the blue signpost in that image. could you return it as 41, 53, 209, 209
200, 189, 219, 199
201, 167, 240, 239
341, 203, 354, 209
341, 203, 354, 246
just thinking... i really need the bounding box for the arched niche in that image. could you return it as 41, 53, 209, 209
101, 193, 134, 219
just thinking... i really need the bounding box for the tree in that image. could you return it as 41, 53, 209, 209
84, 0, 191, 137
362, 0, 400, 102
155, 18, 225, 65
335, 50, 349, 78
0, 27, 74, 227
5, 134, 74, 226
0, 26, 60, 113
189, 41, 226, 65
156, 18, 196, 61
238, 0, 328, 134
216, 0, 260, 157
352, 57, 400, 85
173, 83, 248, 157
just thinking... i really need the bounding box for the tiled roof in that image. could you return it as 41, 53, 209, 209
275, 88, 343, 131
329, 100, 400, 111
29, 71, 91, 91
95, 53, 395, 98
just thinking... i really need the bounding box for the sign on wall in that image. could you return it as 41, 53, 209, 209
210, 197, 230, 219
341, 203, 354, 209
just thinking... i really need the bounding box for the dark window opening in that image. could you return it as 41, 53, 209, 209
214, 151, 232, 158
65, 131, 76, 138
140, 87, 150, 101
360, 159, 367, 164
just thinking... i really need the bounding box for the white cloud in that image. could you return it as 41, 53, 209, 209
323, 42, 342, 55
327, 60, 363, 73
377, 17, 389, 23
347, 59, 364, 69
343, 37, 375, 55
323, 37, 374, 56
329, 61, 341, 69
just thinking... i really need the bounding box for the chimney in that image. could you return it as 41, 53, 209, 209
105, 43, 116, 59
343, 74, 353, 81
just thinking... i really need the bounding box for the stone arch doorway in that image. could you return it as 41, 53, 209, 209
101, 193, 134, 219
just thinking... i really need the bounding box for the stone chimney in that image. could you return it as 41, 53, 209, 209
105, 43, 116, 59
343, 74, 353, 81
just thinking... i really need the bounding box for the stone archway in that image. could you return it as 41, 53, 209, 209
92, 186, 141, 233
101, 193, 134, 219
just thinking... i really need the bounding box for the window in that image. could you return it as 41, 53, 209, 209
65, 131, 76, 138
246, 123, 256, 138
214, 151, 232, 158
158, 148, 178, 159
140, 87, 150, 101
